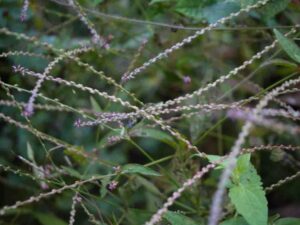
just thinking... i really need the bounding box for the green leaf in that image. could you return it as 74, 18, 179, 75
98, 128, 124, 147
149, 0, 170, 4
90, 96, 102, 112
231, 154, 252, 183
126, 209, 152, 225
260, 0, 290, 19
274, 29, 300, 63
135, 176, 161, 195
64, 147, 87, 165
61, 166, 83, 179
164, 211, 199, 225
240, 0, 258, 8
202, 2, 240, 23
229, 154, 268, 225
263, 59, 298, 69
34, 212, 67, 225
275, 218, 300, 225
91, 0, 103, 6
206, 155, 229, 169
26, 142, 41, 178
100, 176, 111, 198
26, 142, 35, 163
175, 0, 218, 21
240, 0, 289, 18
174, 0, 240, 23
220, 216, 249, 225
229, 185, 268, 225
121, 164, 161, 176
130, 127, 178, 149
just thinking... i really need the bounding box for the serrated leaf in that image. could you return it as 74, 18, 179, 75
274, 29, 300, 63
229, 185, 268, 225
174, 1, 239, 25
275, 218, 300, 225
231, 154, 252, 183
229, 154, 268, 225
121, 164, 160, 176
164, 211, 198, 225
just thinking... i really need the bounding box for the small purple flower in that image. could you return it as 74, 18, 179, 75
43, 165, 52, 177
20, 14, 26, 22
92, 34, 101, 45
107, 136, 122, 145
101, 34, 113, 49
74, 119, 82, 127
183, 76, 191, 84
75, 195, 82, 203
40, 182, 49, 190
227, 109, 243, 119
103, 43, 110, 50
108, 180, 118, 191
121, 75, 129, 83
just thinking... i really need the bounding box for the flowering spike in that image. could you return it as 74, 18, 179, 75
20, 0, 29, 22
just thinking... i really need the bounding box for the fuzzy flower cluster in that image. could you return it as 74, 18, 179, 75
107, 180, 118, 191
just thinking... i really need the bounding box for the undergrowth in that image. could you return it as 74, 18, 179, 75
0, 0, 300, 225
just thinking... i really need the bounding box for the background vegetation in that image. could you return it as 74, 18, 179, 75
0, 0, 300, 224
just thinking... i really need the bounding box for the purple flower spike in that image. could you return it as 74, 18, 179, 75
20, 0, 29, 22
227, 109, 256, 122
22, 104, 34, 117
